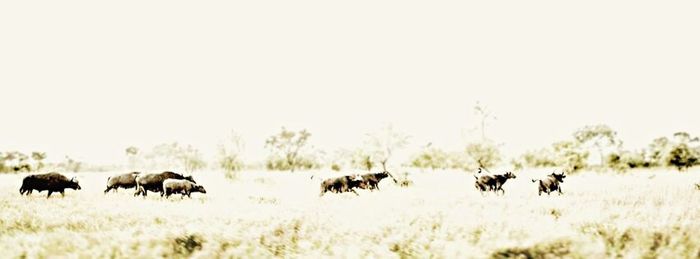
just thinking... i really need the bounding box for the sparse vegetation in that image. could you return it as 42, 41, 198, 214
1, 169, 698, 257
265, 127, 318, 172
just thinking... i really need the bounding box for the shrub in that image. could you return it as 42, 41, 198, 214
465, 141, 501, 170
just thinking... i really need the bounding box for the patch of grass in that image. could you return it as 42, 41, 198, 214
490, 239, 577, 259
172, 234, 204, 256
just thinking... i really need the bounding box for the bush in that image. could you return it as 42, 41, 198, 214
552, 141, 589, 173
410, 147, 449, 170
607, 150, 648, 172
465, 141, 501, 170
666, 143, 698, 171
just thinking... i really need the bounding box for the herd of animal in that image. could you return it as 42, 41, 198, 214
19, 171, 206, 199
16, 168, 568, 199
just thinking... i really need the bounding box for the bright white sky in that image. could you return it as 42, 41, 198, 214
1, 1, 699, 165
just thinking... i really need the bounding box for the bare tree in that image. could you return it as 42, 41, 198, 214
218, 131, 245, 173
366, 125, 410, 171
473, 101, 496, 141
265, 127, 312, 172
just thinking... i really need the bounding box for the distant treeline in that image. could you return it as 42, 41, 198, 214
3, 125, 698, 175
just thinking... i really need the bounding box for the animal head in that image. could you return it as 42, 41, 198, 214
69, 177, 82, 190
504, 172, 516, 179
194, 185, 207, 194
379, 171, 398, 183
550, 171, 566, 183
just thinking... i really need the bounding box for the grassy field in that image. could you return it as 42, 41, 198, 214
1, 168, 699, 258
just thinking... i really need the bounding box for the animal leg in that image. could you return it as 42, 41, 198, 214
558, 187, 563, 195
350, 189, 359, 196
60, 191, 65, 197
47, 191, 52, 198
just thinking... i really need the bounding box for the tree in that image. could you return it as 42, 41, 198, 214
666, 132, 699, 171
179, 145, 206, 174
145, 142, 182, 169
61, 156, 82, 172
552, 140, 589, 173
218, 131, 245, 173
472, 101, 496, 141
366, 125, 410, 171
411, 143, 449, 170
606, 150, 647, 172
647, 137, 671, 167
31, 152, 47, 171
574, 124, 620, 167
350, 148, 374, 171
465, 141, 501, 170
265, 127, 312, 172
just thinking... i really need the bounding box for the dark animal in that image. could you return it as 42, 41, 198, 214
104, 172, 141, 194
474, 174, 495, 194
475, 171, 516, 195
163, 179, 207, 198
319, 174, 365, 196
532, 171, 566, 196
134, 171, 196, 197
357, 171, 398, 191
19, 172, 81, 198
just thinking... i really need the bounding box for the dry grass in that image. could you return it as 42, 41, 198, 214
1, 168, 699, 258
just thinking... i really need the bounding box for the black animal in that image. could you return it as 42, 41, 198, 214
19, 172, 81, 198
104, 172, 141, 194
357, 171, 398, 191
474, 171, 516, 195
134, 171, 195, 197
319, 175, 365, 196
163, 179, 207, 198
474, 174, 495, 194
532, 171, 566, 196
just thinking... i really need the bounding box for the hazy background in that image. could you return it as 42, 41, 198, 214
1, 1, 698, 164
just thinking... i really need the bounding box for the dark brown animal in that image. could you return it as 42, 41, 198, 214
134, 171, 195, 197
19, 172, 81, 198
319, 175, 365, 196
474, 174, 495, 194
163, 179, 207, 198
475, 172, 516, 195
104, 172, 141, 194
357, 171, 398, 191
532, 172, 566, 196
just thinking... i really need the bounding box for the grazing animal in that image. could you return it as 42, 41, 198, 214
319, 175, 365, 196
357, 171, 398, 191
163, 179, 207, 198
532, 171, 566, 196
696, 183, 700, 190
134, 171, 196, 197
19, 172, 81, 198
104, 172, 141, 194
475, 172, 516, 195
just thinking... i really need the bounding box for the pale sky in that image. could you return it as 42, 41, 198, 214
1, 1, 699, 165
